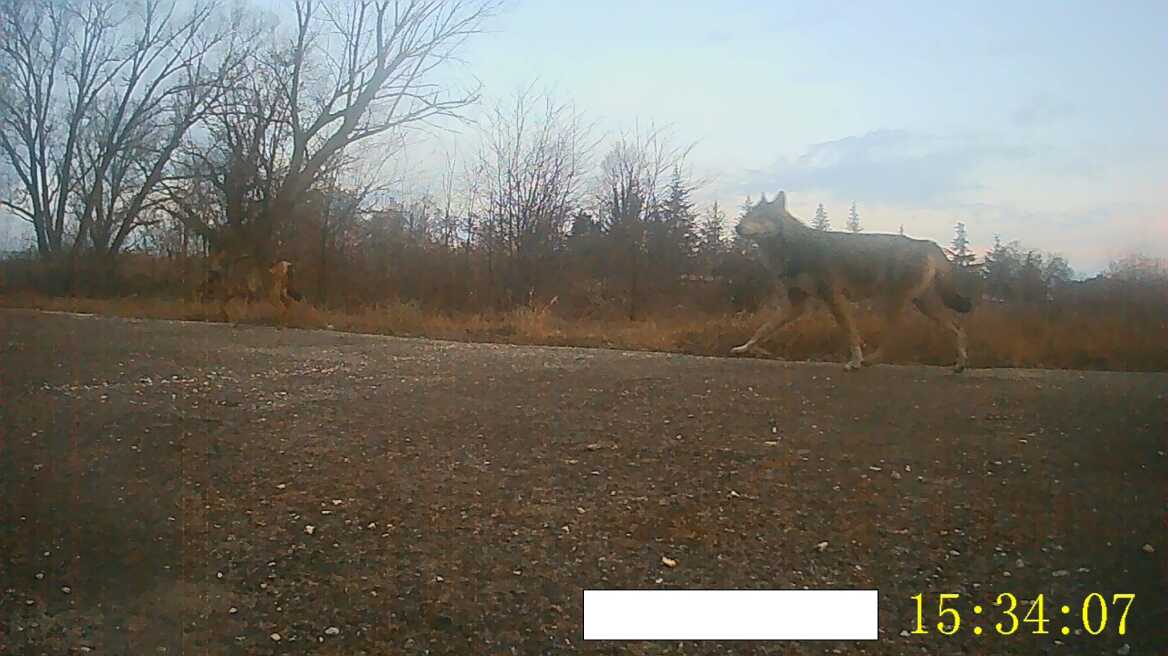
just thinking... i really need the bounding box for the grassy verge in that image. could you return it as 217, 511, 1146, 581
2, 292, 1165, 371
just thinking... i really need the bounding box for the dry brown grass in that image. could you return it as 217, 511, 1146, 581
2, 292, 1164, 371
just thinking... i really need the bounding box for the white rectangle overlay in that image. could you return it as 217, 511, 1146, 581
584, 590, 878, 641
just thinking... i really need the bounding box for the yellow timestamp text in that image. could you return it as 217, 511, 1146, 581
911, 592, 1135, 637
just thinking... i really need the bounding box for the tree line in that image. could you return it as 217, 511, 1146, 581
1, 0, 496, 284
2, 0, 1162, 320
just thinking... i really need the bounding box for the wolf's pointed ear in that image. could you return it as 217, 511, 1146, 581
759, 192, 768, 204
775, 191, 786, 209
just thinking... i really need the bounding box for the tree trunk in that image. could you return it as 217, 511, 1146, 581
628, 245, 640, 321
319, 227, 329, 305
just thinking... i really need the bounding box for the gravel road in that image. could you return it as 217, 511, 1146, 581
1, 309, 1164, 655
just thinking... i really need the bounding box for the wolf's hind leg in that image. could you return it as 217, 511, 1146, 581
912, 294, 968, 372
731, 290, 807, 357
863, 301, 907, 366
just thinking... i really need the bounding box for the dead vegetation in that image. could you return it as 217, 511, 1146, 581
2, 289, 1164, 371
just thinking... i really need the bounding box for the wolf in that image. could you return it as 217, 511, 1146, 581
198, 253, 298, 321
731, 191, 973, 372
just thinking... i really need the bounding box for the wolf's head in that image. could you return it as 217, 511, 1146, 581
735, 191, 803, 240
269, 260, 292, 278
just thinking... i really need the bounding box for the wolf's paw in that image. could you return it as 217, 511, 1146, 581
731, 343, 771, 357
845, 360, 863, 371
952, 363, 966, 374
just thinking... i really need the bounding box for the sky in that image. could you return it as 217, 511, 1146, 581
4, 0, 1165, 274
430, 0, 1168, 274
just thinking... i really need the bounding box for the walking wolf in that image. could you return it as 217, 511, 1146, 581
732, 192, 973, 372
198, 253, 297, 321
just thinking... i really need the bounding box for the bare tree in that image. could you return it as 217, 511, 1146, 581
161, 59, 288, 255
77, 1, 248, 277
595, 123, 690, 318
0, 0, 244, 277
310, 160, 387, 302
474, 86, 593, 303
169, 0, 497, 263
433, 150, 461, 249
1, 0, 109, 257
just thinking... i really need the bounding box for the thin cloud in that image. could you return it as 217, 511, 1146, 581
736, 129, 1031, 205
1012, 95, 1077, 127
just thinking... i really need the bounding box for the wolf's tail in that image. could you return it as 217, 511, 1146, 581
935, 265, 973, 313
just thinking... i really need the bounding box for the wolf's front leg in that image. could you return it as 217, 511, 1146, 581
845, 345, 864, 371
862, 302, 906, 366
730, 318, 778, 356
730, 292, 807, 358
825, 293, 864, 371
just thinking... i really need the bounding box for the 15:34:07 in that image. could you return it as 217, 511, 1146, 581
910, 592, 1135, 637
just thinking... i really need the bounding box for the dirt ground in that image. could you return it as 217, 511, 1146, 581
1, 309, 1164, 655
